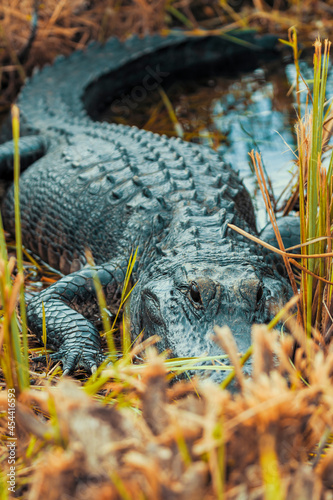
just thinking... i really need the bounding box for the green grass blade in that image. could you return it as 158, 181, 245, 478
259, 434, 283, 500
85, 250, 116, 363
41, 301, 48, 361
12, 105, 29, 388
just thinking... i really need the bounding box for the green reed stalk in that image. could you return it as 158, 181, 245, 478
0, 242, 14, 388
0, 215, 28, 390
281, 28, 309, 328
259, 434, 283, 500
305, 40, 331, 334
12, 105, 30, 386
0, 106, 29, 390
85, 250, 116, 364
280, 28, 302, 116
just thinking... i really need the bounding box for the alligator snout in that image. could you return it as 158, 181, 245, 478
131, 260, 291, 384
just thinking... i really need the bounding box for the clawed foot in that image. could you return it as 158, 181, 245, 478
33, 347, 106, 375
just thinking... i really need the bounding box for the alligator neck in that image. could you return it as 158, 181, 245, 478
151, 201, 259, 265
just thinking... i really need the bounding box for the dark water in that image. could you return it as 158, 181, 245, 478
100, 56, 297, 230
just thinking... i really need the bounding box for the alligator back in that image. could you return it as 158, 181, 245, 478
2, 31, 271, 274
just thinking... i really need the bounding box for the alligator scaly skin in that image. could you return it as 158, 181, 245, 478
1, 32, 292, 379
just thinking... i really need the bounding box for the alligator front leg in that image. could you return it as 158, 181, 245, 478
28, 263, 124, 375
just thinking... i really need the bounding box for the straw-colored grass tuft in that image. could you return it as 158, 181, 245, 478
2, 328, 333, 499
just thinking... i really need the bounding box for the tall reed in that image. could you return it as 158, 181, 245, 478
0, 106, 29, 391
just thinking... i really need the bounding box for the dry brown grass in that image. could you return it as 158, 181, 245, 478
1, 0, 333, 108
0, 0, 168, 108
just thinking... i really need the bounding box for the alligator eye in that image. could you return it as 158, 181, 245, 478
190, 283, 202, 305
256, 285, 263, 303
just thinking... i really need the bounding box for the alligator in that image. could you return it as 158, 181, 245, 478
0, 31, 293, 380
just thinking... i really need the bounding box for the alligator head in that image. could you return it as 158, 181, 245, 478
130, 255, 292, 382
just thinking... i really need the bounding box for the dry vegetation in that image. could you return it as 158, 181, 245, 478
3, 328, 333, 499
3, 1, 333, 499
1, 0, 333, 107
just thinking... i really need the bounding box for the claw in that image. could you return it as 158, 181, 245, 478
62, 352, 80, 376
33, 345, 106, 376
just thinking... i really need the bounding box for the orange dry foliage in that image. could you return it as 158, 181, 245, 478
2, 0, 333, 108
